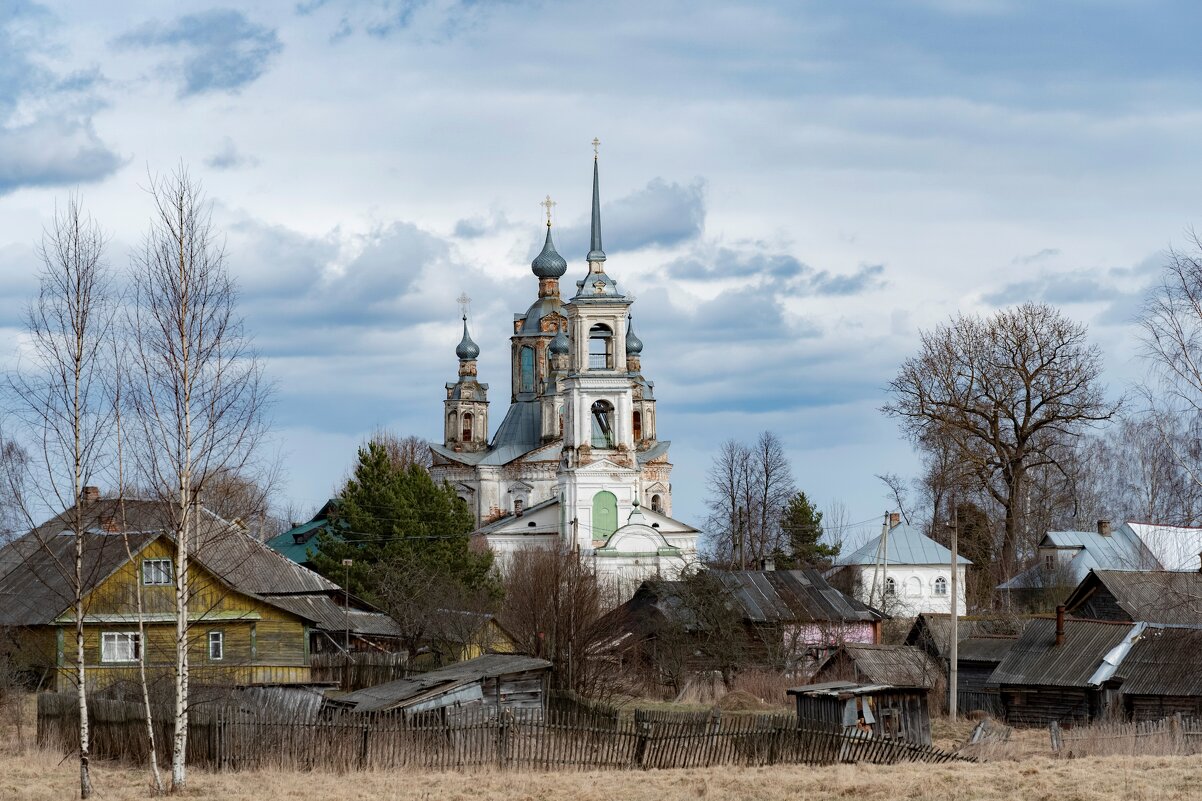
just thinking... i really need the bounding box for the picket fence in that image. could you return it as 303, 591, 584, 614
37, 692, 971, 773
1054, 714, 1202, 758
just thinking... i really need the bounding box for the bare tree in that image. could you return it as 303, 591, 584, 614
704, 432, 797, 568
884, 303, 1120, 581
750, 431, 796, 562
127, 168, 269, 791
371, 428, 433, 472
875, 472, 913, 526
7, 196, 115, 799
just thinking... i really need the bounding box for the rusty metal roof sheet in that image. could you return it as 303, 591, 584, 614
712, 569, 883, 624
817, 644, 942, 689
987, 618, 1136, 688
329, 654, 552, 713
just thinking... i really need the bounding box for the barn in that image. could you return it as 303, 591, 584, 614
787, 681, 933, 746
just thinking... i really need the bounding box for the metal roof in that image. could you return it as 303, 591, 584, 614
787, 681, 899, 697
1000, 525, 1161, 592
1128, 523, 1202, 571
840, 524, 971, 567
329, 654, 552, 713
1064, 569, 1202, 625
712, 569, 883, 624
1112, 625, 1202, 696
957, 636, 1020, 663
987, 617, 1136, 688
817, 644, 942, 689
264, 594, 402, 638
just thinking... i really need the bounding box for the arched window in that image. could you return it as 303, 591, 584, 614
591, 400, 615, 448
633, 410, 642, 441
519, 346, 535, 393
448, 411, 457, 438
934, 576, 948, 596
461, 412, 473, 442
650, 494, 662, 513
884, 577, 896, 596
588, 324, 613, 370
592, 490, 618, 540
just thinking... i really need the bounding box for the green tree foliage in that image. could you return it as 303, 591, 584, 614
310, 442, 493, 602
777, 491, 840, 568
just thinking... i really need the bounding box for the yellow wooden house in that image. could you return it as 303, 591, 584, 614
0, 497, 396, 692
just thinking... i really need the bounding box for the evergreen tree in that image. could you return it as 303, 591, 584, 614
310, 441, 492, 602
777, 491, 840, 568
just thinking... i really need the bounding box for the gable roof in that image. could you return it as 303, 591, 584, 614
710, 569, 883, 624
998, 524, 1161, 591
816, 644, 942, 689
1063, 569, 1202, 625
1127, 523, 1202, 571
265, 499, 338, 565
328, 653, 552, 713
0, 499, 340, 627
987, 617, 1136, 688
840, 524, 971, 567
1111, 625, 1202, 696
903, 613, 1027, 660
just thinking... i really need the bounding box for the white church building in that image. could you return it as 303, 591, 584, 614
430, 147, 700, 590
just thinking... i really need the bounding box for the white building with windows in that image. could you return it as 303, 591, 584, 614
829, 518, 971, 617
430, 147, 699, 591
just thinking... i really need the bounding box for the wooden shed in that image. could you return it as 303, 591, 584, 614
324, 653, 552, 721
1111, 625, 1202, 721
787, 681, 932, 746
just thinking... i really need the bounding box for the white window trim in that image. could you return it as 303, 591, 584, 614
208, 631, 224, 661
142, 558, 173, 586
101, 632, 140, 663
933, 576, 948, 596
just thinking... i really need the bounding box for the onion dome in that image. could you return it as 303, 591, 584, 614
531, 225, 568, 278
625, 315, 643, 356
549, 326, 569, 355
455, 315, 480, 360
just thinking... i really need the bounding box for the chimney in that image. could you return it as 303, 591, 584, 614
761, 556, 776, 572
1097, 519, 1112, 537
81, 486, 100, 504
889, 512, 900, 528
99, 514, 120, 533
1055, 605, 1066, 647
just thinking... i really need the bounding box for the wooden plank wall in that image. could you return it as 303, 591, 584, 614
36, 691, 972, 773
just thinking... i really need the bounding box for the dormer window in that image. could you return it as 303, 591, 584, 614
588, 324, 613, 370
591, 400, 615, 448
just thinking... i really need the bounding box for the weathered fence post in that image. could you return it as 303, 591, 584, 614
497, 708, 512, 770
633, 710, 651, 770
1049, 720, 1062, 755
359, 723, 370, 770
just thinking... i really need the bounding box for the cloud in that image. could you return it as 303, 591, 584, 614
983, 269, 1125, 306
1012, 247, 1061, 265
0, 4, 122, 195
550, 178, 706, 259
115, 9, 282, 96
205, 137, 260, 170
667, 243, 885, 297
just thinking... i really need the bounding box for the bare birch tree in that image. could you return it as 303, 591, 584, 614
127, 168, 268, 791
8, 195, 115, 799
704, 432, 796, 567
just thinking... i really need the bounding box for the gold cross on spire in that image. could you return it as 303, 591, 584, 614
456, 292, 472, 318
540, 195, 556, 227
592, 137, 600, 158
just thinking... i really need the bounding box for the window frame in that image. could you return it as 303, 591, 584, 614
142, 558, 173, 586
933, 576, 948, 596
208, 630, 224, 661
884, 577, 896, 596
590, 400, 615, 448
101, 631, 141, 663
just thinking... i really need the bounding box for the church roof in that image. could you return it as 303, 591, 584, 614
517, 296, 563, 335
432, 400, 551, 467
531, 225, 568, 278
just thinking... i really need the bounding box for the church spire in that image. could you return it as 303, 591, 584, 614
587, 138, 605, 265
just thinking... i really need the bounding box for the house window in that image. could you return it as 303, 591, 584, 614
142, 558, 173, 586
934, 576, 948, 596
588, 324, 613, 370
208, 631, 224, 661
101, 632, 141, 663
462, 412, 473, 443
520, 346, 535, 392
1044, 552, 1055, 571
591, 400, 615, 448
884, 577, 896, 596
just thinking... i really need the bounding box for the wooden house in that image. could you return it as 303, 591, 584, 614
1062, 569, 1202, 625
0, 495, 398, 692
1110, 625, 1202, 721
787, 681, 933, 746
903, 613, 1022, 715
324, 653, 552, 721
986, 612, 1136, 727
602, 568, 883, 676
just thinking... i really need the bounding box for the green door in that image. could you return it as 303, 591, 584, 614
592, 491, 618, 541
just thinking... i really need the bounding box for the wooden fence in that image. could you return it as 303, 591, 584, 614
37, 692, 971, 772
1054, 714, 1202, 758
309, 652, 409, 690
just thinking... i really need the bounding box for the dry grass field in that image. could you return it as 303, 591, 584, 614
6, 696, 1202, 801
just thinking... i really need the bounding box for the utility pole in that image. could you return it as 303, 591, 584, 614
342, 558, 353, 691
947, 502, 959, 721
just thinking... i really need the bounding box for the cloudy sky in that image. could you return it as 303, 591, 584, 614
1, 0, 1198, 546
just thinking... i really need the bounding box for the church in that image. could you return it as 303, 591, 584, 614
430, 146, 700, 590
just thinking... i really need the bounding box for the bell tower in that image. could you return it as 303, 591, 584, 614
559, 142, 641, 550
443, 311, 489, 452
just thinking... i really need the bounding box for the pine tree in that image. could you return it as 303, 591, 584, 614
777, 491, 840, 569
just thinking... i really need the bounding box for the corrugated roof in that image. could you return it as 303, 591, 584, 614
1112, 625, 1202, 696
264, 594, 402, 637
957, 636, 1020, 663
840, 524, 971, 567
818, 644, 942, 689
713, 569, 882, 624
987, 617, 1136, 688
1000, 525, 1161, 591
1064, 570, 1202, 625
330, 654, 551, 713
904, 613, 1028, 659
